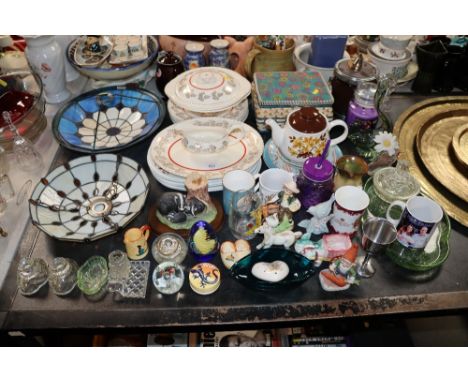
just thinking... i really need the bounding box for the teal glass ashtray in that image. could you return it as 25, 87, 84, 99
364, 178, 451, 272
230, 247, 315, 291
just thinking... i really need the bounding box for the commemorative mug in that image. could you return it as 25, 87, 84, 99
123, 225, 151, 260
222, 170, 259, 215
386, 195, 443, 249
329, 185, 370, 235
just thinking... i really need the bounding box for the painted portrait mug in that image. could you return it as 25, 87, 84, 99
124, 225, 151, 260
329, 185, 370, 235
386, 196, 443, 249
222, 170, 259, 215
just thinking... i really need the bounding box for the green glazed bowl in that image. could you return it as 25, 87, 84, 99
77, 256, 108, 295
364, 178, 451, 272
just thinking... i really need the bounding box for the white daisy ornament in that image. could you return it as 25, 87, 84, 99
373, 131, 399, 156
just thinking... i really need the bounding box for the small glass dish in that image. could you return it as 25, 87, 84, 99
16, 257, 48, 296
152, 261, 185, 295
48, 257, 78, 296
77, 256, 108, 300
230, 248, 315, 292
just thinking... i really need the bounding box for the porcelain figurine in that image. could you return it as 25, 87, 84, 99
294, 238, 327, 266
156, 174, 217, 230
319, 243, 359, 291
278, 181, 301, 213
298, 195, 335, 237
264, 212, 294, 234
220, 239, 251, 269
251, 260, 289, 282
254, 221, 302, 250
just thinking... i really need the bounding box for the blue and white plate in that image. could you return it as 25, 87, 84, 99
53, 86, 166, 153
263, 139, 343, 175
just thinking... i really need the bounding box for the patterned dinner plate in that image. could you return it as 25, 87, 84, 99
149, 118, 264, 180
29, 154, 149, 242
52, 86, 165, 153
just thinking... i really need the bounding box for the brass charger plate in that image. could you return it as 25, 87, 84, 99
148, 198, 224, 238
415, 110, 468, 202
394, 96, 468, 227
452, 124, 468, 168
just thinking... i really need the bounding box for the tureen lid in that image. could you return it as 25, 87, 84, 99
165, 67, 251, 113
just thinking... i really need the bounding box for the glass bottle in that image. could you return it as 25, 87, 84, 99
0, 146, 14, 201
183, 42, 206, 70
297, 156, 335, 208
345, 82, 378, 131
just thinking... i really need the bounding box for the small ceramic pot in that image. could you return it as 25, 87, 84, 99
209, 39, 230, 68
267, 107, 348, 164
244, 37, 296, 80
183, 42, 206, 70
367, 46, 412, 80
155, 51, 184, 95
123, 225, 151, 260
379, 35, 412, 51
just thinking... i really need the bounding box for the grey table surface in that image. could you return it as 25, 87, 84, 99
1, 93, 467, 331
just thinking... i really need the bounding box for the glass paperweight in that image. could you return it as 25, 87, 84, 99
188, 220, 219, 262
152, 233, 188, 264
373, 160, 421, 203
77, 256, 108, 300
48, 257, 78, 296
16, 257, 48, 296
152, 261, 185, 295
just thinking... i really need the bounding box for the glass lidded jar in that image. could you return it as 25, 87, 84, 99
48, 257, 78, 296
297, 156, 335, 209
331, 54, 378, 120
107, 250, 131, 285
345, 82, 378, 131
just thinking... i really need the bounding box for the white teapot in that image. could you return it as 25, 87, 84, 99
266, 107, 348, 164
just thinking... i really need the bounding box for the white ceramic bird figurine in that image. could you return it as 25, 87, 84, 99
306, 194, 335, 218
298, 195, 335, 238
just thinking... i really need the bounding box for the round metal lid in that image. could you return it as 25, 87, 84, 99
334, 56, 378, 85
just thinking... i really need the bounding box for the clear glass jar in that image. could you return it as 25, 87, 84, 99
108, 250, 131, 284
297, 157, 335, 208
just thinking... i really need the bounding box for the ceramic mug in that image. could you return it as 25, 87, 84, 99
386, 196, 443, 249
330, 185, 370, 235
176, 124, 245, 154
123, 225, 151, 260
259, 168, 294, 200
222, 170, 259, 215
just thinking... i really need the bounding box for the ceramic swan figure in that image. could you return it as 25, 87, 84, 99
254, 222, 302, 250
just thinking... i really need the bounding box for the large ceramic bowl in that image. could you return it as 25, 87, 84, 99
29, 154, 150, 242
367, 46, 412, 79
52, 85, 166, 153
293, 43, 349, 83
165, 67, 251, 113
67, 36, 159, 81
0, 71, 46, 151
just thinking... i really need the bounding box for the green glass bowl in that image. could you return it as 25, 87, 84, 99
364, 178, 451, 272
77, 256, 108, 296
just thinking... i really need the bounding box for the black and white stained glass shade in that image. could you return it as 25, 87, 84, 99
29, 154, 149, 242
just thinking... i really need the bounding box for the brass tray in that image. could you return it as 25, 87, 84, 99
415, 110, 468, 202
394, 96, 468, 227
452, 123, 468, 168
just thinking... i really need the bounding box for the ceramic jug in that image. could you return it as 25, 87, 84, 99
244, 37, 296, 80
266, 107, 348, 164
124, 225, 151, 260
